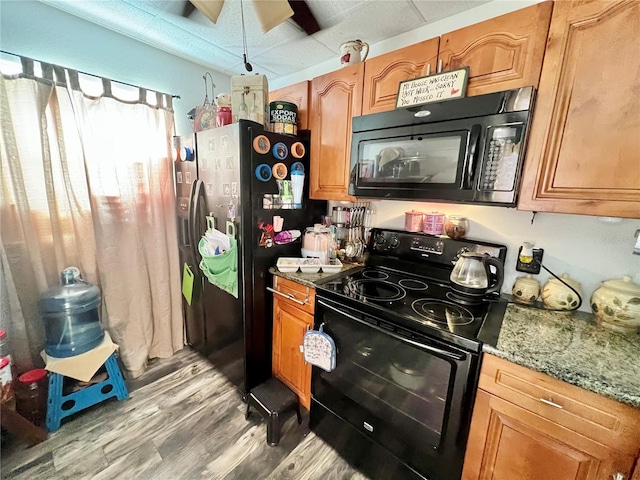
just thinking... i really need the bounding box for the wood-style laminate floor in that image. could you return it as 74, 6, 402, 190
0, 348, 369, 480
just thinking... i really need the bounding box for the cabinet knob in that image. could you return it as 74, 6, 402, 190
612, 473, 625, 480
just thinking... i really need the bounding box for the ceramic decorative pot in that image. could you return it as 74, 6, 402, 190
541, 274, 582, 312
512, 274, 540, 304
590, 276, 640, 333
340, 40, 369, 67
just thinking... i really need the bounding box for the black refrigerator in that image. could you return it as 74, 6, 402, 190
173, 121, 326, 394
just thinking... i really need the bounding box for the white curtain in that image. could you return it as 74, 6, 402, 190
0, 57, 183, 378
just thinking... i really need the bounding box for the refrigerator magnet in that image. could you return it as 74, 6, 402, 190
291, 142, 306, 158
272, 142, 288, 160
291, 161, 305, 174
272, 162, 288, 180
253, 135, 270, 155
255, 164, 272, 182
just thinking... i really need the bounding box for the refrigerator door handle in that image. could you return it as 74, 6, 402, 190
189, 179, 205, 263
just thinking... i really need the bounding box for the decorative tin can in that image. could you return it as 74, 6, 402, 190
269, 101, 298, 136
404, 210, 424, 232
423, 212, 445, 235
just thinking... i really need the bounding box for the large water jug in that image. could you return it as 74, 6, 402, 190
39, 267, 104, 358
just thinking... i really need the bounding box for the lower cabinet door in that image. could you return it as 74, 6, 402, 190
272, 298, 313, 409
462, 390, 635, 480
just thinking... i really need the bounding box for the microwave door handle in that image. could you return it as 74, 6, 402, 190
464, 125, 482, 189
318, 299, 465, 361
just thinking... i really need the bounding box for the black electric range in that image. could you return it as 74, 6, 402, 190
315, 228, 509, 353
310, 228, 509, 480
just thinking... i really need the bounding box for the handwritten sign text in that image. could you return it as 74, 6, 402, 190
396, 67, 469, 108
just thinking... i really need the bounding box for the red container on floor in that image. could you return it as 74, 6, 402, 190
16, 369, 48, 427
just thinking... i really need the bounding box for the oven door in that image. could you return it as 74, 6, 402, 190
312, 296, 478, 480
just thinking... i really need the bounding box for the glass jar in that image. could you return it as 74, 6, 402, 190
0, 356, 16, 410
16, 369, 48, 427
444, 216, 469, 239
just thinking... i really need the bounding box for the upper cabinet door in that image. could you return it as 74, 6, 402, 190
309, 63, 364, 201
269, 80, 310, 130
362, 37, 439, 115
439, 2, 553, 96
518, 0, 640, 219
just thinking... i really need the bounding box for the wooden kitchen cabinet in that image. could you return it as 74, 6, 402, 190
362, 37, 439, 115
438, 2, 552, 97
271, 276, 315, 409
269, 80, 310, 130
309, 63, 363, 200
518, 0, 640, 218
462, 354, 640, 480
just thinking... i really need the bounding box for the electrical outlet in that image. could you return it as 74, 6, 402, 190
516, 247, 543, 274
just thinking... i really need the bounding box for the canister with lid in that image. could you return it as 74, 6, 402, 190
16, 369, 48, 427
541, 274, 582, 312
404, 211, 424, 232
423, 212, 445, 235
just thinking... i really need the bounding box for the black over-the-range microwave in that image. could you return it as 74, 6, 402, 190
349, 87, 536, 206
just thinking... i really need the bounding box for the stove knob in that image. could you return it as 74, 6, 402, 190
388, 235, 400, 249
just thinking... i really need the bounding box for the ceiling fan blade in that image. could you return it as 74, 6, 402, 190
289, 0, 320, 35
190, 0, 225, 24
252, 0, 294, 33
181, 1, 197, 18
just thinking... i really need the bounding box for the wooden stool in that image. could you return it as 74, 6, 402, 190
245, 377, 301, 446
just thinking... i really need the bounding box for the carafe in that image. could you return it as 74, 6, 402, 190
450, 252, 504, 301
339, 40, 369, 67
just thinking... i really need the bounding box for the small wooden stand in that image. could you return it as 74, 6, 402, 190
1, 402, 47, 445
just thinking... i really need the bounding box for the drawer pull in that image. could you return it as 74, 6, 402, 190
539, 397, 563, 409
612, 474, 625, 480
267, 286, 307, 305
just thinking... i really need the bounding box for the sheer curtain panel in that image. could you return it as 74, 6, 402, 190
0, 57, 183, 377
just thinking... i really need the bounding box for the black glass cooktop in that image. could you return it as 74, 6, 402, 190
316, 267, 507, 351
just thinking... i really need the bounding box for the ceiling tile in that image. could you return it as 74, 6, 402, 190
411, 0, 492, 23
39, 0, 157, 31
142, 17, 243, 66
313, 0, 426, 53
251, 36, 335, 76
35, 0, 499, 83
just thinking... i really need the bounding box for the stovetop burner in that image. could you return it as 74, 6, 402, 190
345, 279, 406, 302
411, 299, 474, 326
398, 278, 429, 291
362, 270, 389, 280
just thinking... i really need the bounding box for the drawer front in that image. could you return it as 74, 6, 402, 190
273, 276, 315, 315
479, 354, 640, 454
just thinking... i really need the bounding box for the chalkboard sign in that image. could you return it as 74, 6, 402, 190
395, 67, 469, 109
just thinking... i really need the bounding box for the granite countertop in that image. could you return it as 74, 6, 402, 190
485, 303, 640, 408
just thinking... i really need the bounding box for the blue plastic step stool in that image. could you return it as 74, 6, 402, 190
46, 353, 129, 432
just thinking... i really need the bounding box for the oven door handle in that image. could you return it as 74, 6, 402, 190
318, 299, 466, 362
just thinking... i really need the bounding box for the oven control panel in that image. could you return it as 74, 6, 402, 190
369, 228, 507, 267
410, 237, 444, 255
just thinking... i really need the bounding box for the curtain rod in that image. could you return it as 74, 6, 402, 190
0, 50, 181, 99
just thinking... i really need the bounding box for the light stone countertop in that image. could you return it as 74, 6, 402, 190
269, 268, 640, 409
484, 303, 640, 408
